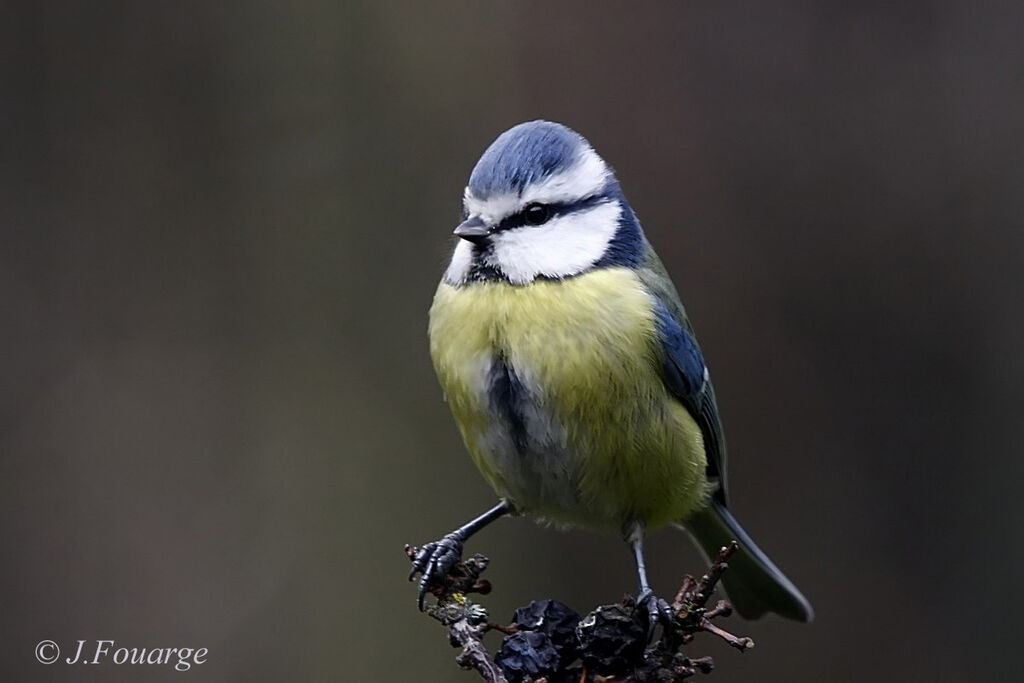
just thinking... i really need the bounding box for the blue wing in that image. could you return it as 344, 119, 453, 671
651, 296, 728, 503
653, 300, 707, 399
636, 240, 730, 505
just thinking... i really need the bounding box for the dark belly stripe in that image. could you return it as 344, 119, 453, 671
487, 354, 530, 454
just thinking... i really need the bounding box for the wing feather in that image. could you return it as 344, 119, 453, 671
636, 241, 729, 504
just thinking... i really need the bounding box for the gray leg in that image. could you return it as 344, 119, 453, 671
631, 533, 653, 595
410, 500, 512, 610
629, 528, 674, 639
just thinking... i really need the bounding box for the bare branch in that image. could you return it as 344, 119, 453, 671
406, 540, 755, 682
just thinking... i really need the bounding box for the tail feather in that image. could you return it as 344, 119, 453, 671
683, 500, 814, 622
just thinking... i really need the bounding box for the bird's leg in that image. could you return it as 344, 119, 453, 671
409, 500, 512, 610
628, 524, 675, 640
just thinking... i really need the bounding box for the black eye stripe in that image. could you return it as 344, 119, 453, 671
492, 195, 610, 232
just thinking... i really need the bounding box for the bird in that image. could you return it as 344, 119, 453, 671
410, 120, 813, 628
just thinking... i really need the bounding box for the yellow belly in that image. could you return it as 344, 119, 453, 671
428, 267, 708, 530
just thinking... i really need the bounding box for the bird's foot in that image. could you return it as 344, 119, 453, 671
408, 533, 465, 610
636, 588, 676, 641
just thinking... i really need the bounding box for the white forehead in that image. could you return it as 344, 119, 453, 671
463, 146, 610, 226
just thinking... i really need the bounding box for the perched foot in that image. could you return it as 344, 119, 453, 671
637, 588, 675, 641
408, 533, 465, 610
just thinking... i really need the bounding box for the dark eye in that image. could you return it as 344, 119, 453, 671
523, 203, 551, 225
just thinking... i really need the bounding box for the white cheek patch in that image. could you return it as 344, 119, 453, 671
444, 239, 474, 284
486, 201, 622, 284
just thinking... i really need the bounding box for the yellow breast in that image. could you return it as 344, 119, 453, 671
428, 268, 708, 529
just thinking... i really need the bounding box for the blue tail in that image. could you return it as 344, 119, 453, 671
683, 499, 814, 622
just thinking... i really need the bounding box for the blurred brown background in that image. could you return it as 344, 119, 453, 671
3, 1, 1022, 681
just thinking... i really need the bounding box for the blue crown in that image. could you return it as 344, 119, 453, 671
468, 120, 587, 199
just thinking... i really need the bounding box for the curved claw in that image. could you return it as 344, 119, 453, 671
408, 543, 434, 581
409, 534, 464, 610
637, 589, 675, 641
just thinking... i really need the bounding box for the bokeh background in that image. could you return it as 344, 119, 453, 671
3, 1, 1022, 681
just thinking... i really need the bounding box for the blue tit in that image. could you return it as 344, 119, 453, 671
410, 120, 813, 625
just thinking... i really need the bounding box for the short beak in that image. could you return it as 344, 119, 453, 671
453, 216, 491, 244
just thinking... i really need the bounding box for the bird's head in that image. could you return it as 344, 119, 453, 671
444, 120, 645, 285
